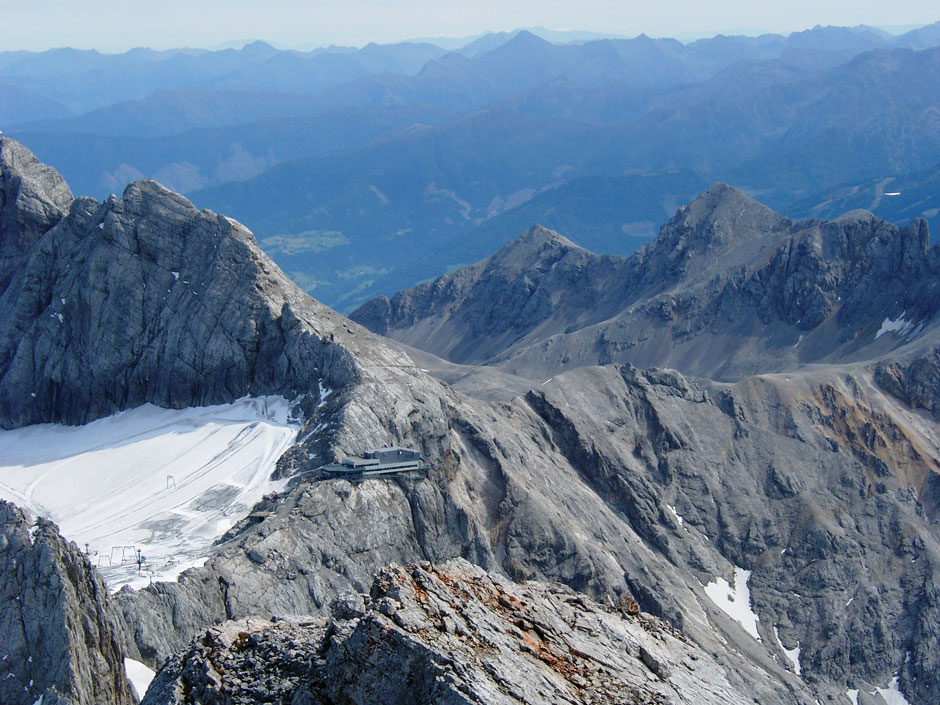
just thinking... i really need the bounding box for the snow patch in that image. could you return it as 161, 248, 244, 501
124, 658, 155, 699
171, 271, 179, 280
876, 678, 911, 705
317, 380, 332, 407
847, 678, 911, 705
703, 566, 761, 641
876, 313, 917, 340
0, 397, 298, 589
667, 504, 684, 527
773, 625, 801, 675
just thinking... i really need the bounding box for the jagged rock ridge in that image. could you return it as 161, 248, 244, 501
143, 560, 752, 705
0, 501, 136, 705
0, 136, 360, 429
351, 184, 940, 381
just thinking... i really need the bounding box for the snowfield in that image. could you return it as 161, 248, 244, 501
703, 566, 761, 642
124, 658, 155, 700
0, 397, 298, 589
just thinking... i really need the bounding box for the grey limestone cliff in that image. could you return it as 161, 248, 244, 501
0, 501, 136, 705
0, 137, 73, 292
115, 361, 940, 704
0, 164, 356, 429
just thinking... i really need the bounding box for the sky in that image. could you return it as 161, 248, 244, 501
0, 0, 937, 52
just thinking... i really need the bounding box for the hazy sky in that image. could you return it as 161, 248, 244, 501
1, 0, 937, 52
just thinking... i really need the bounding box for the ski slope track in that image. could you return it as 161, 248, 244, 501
0, 396, 298, 589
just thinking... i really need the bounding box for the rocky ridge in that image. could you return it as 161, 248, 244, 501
351, 184, 940, 382
114, 362, 940, 705
0, 501, 136, 705
0, 145, 354, 429
0, 137, 73, 293
142, 559, 751, 705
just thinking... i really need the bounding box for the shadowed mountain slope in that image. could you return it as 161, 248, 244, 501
0, 501, 137, 705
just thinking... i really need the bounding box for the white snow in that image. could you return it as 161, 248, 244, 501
124, 658, 155, 699
0, 397, 298, 589
317, 380, 332, 407
667, 504, 684, 527
171, 271, 179, 280
876, 678, 911, 705
773, 625, 801, 675
847, 678, 911, 705
703, 566, 761, 641
876, 313, 917, 340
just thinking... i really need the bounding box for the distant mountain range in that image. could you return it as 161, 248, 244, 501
5, 22, 940, 310
351, 184, 940, 381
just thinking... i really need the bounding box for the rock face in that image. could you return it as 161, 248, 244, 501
143, 560, 754, 705
352, 225, 633, 364
0, 137, 73, 292
351, 185, 940, 381
115, 362, 940, 705
0, 501, 136, 705
0, 166, 356, 429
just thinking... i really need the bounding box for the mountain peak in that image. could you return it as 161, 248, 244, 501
516, 223, 577, 248
496, 29, 552, 53
486, 224, 583, 272
669, 182, 789, 241
0, 137, 72, 204
240, 40, 279, 55
0, 137, 73, 290
121, 178, 196, 211
629, 182, 792, 286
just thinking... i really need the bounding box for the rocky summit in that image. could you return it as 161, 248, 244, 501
142, 559, 750, 705
1, 136, 939, 705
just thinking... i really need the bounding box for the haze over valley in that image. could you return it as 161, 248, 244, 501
5, 22, 940, 309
